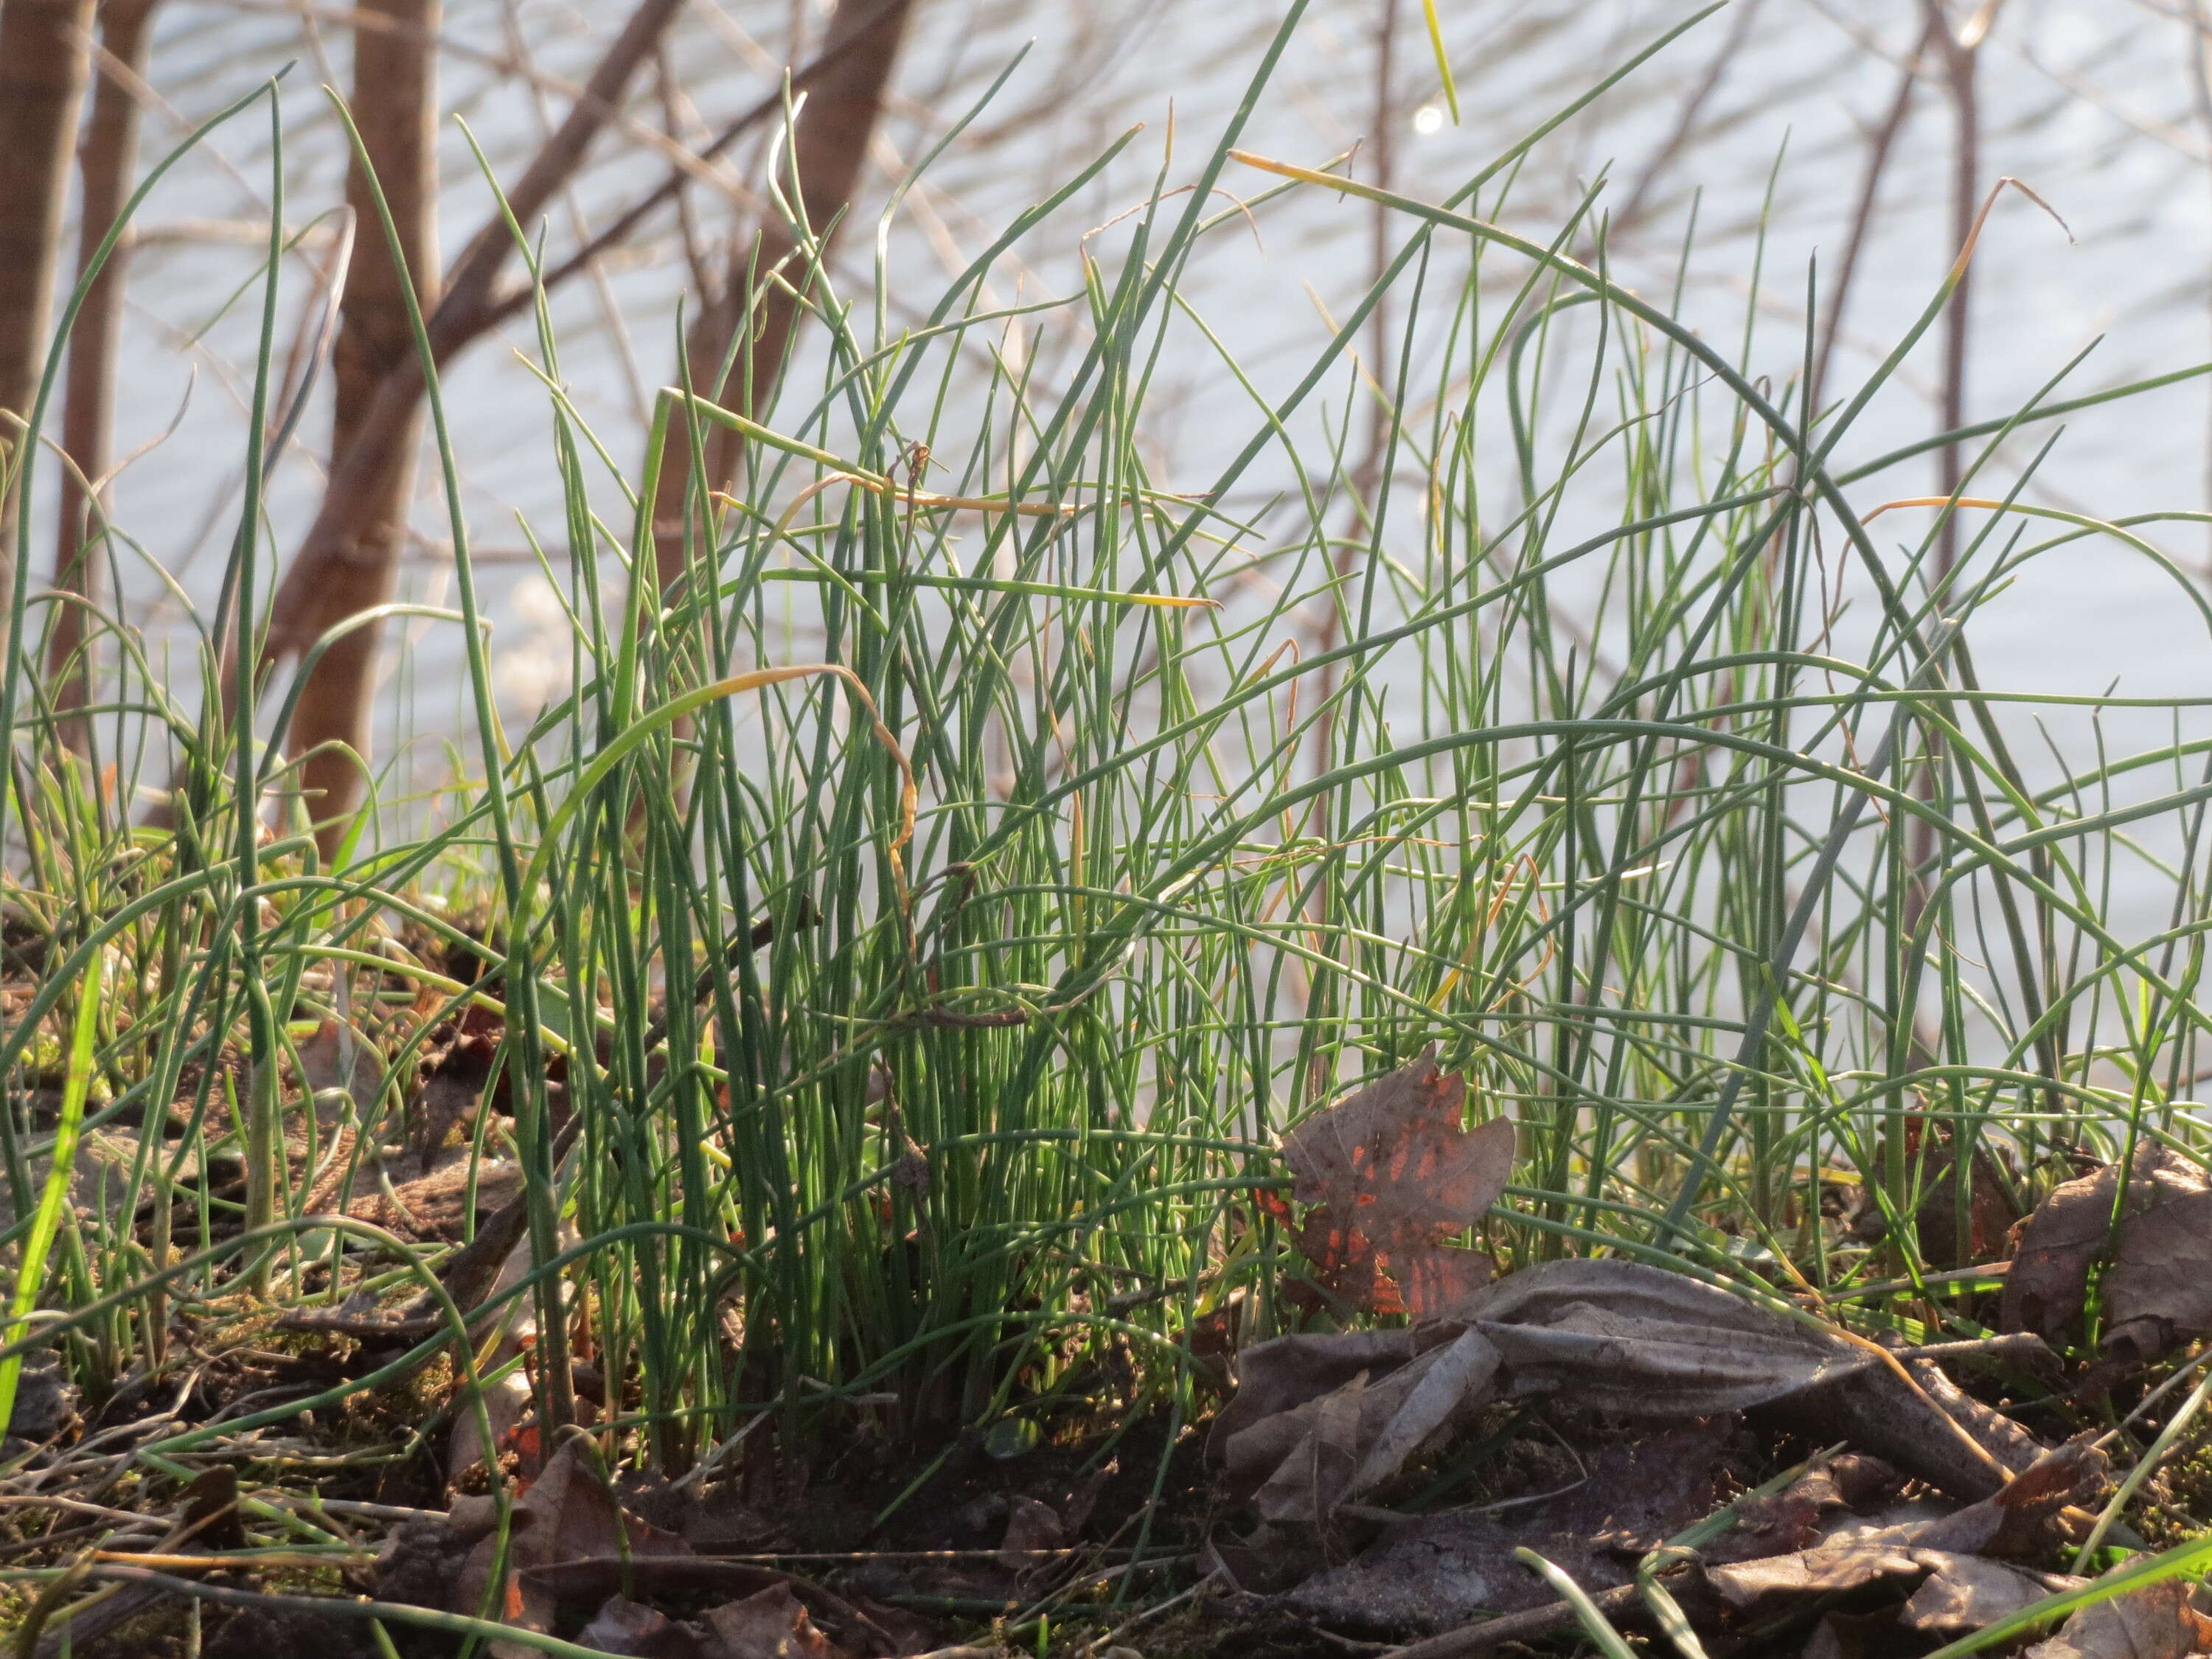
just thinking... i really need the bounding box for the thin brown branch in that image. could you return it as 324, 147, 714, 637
49, 0, 160, 763
649, 0, 916, 593
0, 0, 100, 582
279, 0, 441, 858
1809, 14, 1937, 417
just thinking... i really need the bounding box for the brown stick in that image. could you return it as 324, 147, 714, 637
0, 0, 100, 584
1386, 1583, 1645, 1659
254, 0, 681, 664
161, 0, 685, 836
1902, 1, 1981, 1050
49, 0, 159, 762
650, 0, 915, 594
1808, 15, 1936, 417
281, 0, 441, 858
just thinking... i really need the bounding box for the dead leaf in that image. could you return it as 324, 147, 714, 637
1899, 1555, 2085, 1636
1251, 1366, 1367, 1532
2025, 1578, 2212, 1659
1849, 1120, 2022, 1270
507, 1558, 895, 1655
998, 1496, 1065, 1568
2003, 1145, 2212, 1362
1712, 1543, 2076, 1629
1457, 1259, 1868, 1415
1212, 1260, 1888, 1553
1212, 1324, 1499, 1511
413, 1012, 501, 1170
580, 1596, 707, 1658
451, 1436, 691, 1656
1276, 1048, 1514, 1318
1707, 1441, 2103, 1621
1706, 1457, 1900, 1565
700, 1585, 847, 1659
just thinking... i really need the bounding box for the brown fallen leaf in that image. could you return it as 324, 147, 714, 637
1273, 1048, 1514, 1319
998, 1495, 1066, 1571
2025, 1577, 2212, 1659
1706, 1441, 2102, 1621
1458, 1259, 1868, 1415
515, 1558, 897, 1655
1282, 1418, 1739, 1633
1212, 1324, 1500, 1514
1211, 1260, 1893, 1565
1848, 1119, 2022, 1270
413, 1005, 502, 1170
580, 1596, 708, 1657
574, 1585, 859, 1659
2003, 1145, 2212, 1363
1899, 1555, 2086, 1637
450, 1436, 691, 1656
1712, 1543, 2076, 1628
701, 1585, 848, 1659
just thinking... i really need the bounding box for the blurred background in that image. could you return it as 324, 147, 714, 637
13, 0, 2212, 871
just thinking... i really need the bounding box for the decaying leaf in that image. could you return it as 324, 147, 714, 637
2025, 1578, 2212, 1659
1706, 1441, 2102, 1622
1458, 1259, 1869, 1416
1210, 1255, 2081, 1576
450, 1436, 691, 1656
1211, 1325, 1498, 1507
1899, 1556, 2086, 1638
2003, 1145, 2212, 1362
574, 1585, 855, 1659
698, 1585, 847, 1659
1211, 1258, 1885, 1557
1273, 1048, 1514, 1318
1712, 1541, 2076, 1630
998, 1495, 1066, 1570
1281, 1418, 1741, 1634
579, 1596, 696, 1657
1848, 1119, 2023, 1270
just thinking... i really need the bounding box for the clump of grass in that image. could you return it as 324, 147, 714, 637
7, 1, 2212, 1506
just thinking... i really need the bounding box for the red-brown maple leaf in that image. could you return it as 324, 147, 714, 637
1273, 1047, 1515, 1320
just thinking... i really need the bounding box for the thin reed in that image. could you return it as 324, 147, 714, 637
6, 4, 2212, 1500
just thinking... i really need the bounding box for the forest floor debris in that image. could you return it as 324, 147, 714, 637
15, 1055, 2212, 1658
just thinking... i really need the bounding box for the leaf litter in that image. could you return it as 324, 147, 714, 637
22, 1048, 2212, 1659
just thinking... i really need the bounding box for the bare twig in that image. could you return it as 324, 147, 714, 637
1809, 13, 1937, 418
649, 0, 915, 591
49, 0, 160, 765
0, 0, 100, 580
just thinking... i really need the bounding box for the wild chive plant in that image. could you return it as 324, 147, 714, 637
7, 4, 2212, 1495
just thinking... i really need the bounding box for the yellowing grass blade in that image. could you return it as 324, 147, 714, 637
1421, 0, 1461, 124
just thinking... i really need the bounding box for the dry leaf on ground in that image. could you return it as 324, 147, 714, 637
1209, 1258, 1878, 1549
2024, 1578, 2212, 1659
2003, 1145, 2212, 1362
1269, 1048, 1514, 1319
446, 1436, 691, 1655
1706, 1441, 2102, 1626
1209, 1253, 2076, 1604
1281, 1418, 1741, 1634
576, 1585, 852, 1658
700, 1585, 848, 1659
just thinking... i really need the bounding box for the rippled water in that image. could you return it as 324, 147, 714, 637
62, 0, 2212, 931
